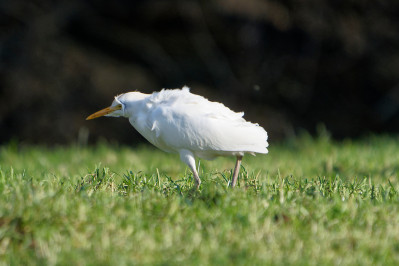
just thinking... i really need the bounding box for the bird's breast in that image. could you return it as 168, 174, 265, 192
128, 115, 174, 153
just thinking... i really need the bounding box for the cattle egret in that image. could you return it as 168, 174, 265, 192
86, 86, 268, 188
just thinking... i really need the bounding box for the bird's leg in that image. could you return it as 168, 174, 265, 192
230, 156, 243, 188
179, 149, 201, 189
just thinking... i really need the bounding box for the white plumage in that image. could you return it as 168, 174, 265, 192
87, 86, 268, 188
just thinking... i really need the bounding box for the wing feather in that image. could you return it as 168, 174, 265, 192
145, 87, 268, 155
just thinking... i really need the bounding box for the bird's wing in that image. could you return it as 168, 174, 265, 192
145, 88, 268, 155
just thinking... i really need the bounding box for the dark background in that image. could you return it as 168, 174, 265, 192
1, 0, 399, 145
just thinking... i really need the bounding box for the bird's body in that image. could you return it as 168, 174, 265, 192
87, 86, 268, 188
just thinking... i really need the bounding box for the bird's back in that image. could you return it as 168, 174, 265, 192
132, 87, 268, 159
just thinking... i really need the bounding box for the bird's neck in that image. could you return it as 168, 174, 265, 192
124, 95, 150, 119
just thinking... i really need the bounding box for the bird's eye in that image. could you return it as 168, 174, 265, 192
113, 104, 123, 110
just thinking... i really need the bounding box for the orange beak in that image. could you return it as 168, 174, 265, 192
86, 105, 122, 120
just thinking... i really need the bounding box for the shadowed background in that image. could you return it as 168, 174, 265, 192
1, 0, 399, 145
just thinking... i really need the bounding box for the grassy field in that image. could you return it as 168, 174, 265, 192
1, 134, 399, 265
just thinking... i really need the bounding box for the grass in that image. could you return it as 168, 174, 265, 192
1, 134, 399, 265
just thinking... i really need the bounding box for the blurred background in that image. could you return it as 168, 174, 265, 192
1, 0, 399, 145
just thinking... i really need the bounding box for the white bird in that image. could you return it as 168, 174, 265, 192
86, 86, 268, 188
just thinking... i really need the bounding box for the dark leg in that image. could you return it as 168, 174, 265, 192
192, 170, 201, 189
230, 156, 243, 188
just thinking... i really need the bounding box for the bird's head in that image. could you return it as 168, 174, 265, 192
86, 92, 148, 120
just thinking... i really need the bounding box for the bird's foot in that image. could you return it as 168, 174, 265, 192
194, 180, 201, 190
